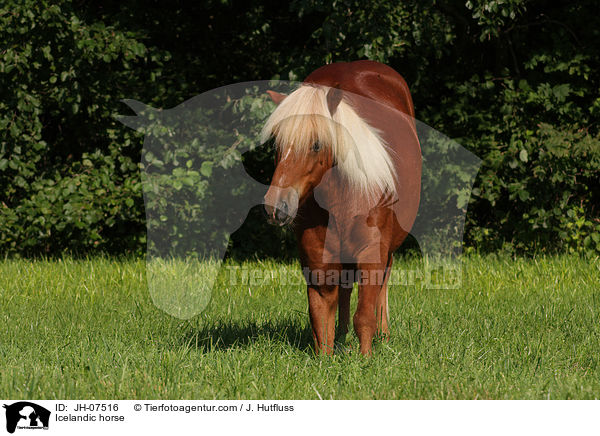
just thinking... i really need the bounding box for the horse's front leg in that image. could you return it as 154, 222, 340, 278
307, 283, 339, 355
354, 261, 388, 355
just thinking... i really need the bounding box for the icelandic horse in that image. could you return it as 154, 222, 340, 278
262, 60, 421, 355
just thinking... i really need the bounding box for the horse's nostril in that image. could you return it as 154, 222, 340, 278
274, 200, 291, 224
275, 208, 287, 223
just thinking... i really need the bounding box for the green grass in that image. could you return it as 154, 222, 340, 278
0, 255, 599, 399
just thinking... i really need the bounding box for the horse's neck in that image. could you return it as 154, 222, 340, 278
314, 169, 370, 218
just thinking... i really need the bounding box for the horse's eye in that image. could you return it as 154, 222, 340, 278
312, 141, 321, 152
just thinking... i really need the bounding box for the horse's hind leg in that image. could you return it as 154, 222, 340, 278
336, 284, 352, 343
376, 254, 393, 339
354, 261, 389, 355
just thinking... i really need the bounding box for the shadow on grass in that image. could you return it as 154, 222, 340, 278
179, 318, 314, 353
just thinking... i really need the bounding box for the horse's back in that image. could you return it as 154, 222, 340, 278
304, 60, 415, 118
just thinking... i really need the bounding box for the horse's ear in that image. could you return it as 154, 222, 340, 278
266, 90, 287, 105
120, 99, 156, 115
326, 86, 343, 116
116, 99, 158, 130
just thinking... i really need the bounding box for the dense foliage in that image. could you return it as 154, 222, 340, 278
1, 0, 598, 257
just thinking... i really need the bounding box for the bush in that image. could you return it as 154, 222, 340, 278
467, 124, 600, 255
0, 0, 598, 257
0, 0, 168, 255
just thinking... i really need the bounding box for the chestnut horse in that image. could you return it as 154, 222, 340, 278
262, 60, 421, 355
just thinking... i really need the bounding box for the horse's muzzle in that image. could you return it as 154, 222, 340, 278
264, 201, 293, 226
263, 186, 299, 226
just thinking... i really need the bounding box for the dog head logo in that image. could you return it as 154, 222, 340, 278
3, 402, 50, 434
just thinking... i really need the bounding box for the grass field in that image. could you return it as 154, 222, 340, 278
1, 255, 599, 399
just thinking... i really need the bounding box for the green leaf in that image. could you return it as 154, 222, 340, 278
552, 84, 571, 102
200, 161, 213, 178
518, 190, 530, 201
519, 149, 528, 162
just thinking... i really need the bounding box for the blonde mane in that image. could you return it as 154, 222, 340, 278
259, 85, 397, 199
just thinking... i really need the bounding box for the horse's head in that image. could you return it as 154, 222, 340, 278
263, 123, 335, 226
260, 85, 398, 226
261, 87, 344, 226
